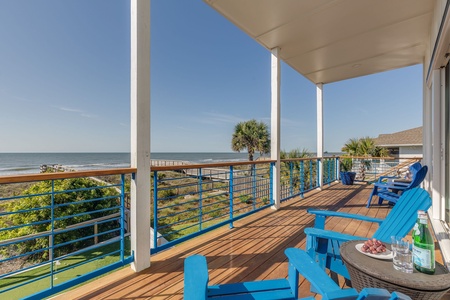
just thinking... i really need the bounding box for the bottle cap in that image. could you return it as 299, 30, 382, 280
417, 210, 427, 219
417, 211, 428, 223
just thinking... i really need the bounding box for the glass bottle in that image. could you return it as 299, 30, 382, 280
412, 210, 435, 274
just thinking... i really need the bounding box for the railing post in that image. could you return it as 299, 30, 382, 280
300, 161, 305, 198
252, 164, 256, 210
317, 158, 322, 189
153, 171, 158, 250
336, 157, 340, 181
50, 179, 55, 287
270, 162, 274, 205
199, 168, 203, 231
327, 158, 331, 185
289, 161, 294, 197
229, 166, 234, 229
309, 160, 313, 188
332, 158, 334, 181
120, 174, 125, 262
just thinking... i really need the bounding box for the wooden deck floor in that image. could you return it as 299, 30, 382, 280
51, 182, 442, 299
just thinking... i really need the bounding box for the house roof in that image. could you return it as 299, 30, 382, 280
203, 0, 433, 84
374, 127, 422, 147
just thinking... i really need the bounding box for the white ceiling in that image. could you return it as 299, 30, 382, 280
204, 0, 433, 84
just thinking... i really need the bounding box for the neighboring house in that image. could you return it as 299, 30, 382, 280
374, 127, 422, 159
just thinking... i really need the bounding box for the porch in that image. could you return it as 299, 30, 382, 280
52, 182, 400, 299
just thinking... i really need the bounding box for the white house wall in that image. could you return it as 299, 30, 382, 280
399, 146, 423, 158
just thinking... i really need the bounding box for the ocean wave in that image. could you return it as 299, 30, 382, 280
65, 163, 131, 171
195, 158, 248, 164
0, 166, 39, 176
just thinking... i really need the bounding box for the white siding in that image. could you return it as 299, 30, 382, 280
398, 146, 423, 158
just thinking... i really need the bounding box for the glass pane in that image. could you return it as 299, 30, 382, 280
446, 61, 450, 225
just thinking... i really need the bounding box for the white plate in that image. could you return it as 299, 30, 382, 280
355, 243, 393, 260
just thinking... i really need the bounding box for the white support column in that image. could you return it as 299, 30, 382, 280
271, 47, 281, 209
423, 64, 432, 192
439, 67, 446, 220
130, 0, 151, 272
431, 69, 441, 219
316, 83, 324, 189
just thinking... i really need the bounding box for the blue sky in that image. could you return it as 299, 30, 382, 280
0, 1, 423, 153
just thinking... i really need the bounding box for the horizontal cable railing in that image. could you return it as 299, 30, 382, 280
323, 157, 338, 185
151, 161, 274, 252
0, 169, 135, 299
150, 157, 339, 253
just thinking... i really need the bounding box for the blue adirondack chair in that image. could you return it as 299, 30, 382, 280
404, 161, 422, 178
376, 162, 421, 183
184, 247, 411, 299
366, 165, 428, 207
305, 187, 432, 280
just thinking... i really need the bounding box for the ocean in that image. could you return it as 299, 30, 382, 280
0, 152, 251, 176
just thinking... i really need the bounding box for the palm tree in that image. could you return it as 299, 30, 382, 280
280, 148, 311, 160
371, 145, 389, 157
280, 148, 312, 189
231, 119, 270, 161
358, 136, 375, 156
341, 138, 360, 155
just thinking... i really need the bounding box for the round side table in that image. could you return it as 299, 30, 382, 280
340, 240, 450, 300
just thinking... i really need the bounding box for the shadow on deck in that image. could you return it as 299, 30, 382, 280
52, 182, 407, 299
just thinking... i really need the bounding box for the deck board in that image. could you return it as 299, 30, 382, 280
51, 183, 447, 300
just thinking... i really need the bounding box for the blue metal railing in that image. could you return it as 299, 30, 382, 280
278, 157, 336, 200
322, 157, 337, 185
0, 170, 134, 299
151, 157, 339, 253
151, 161, 273, 252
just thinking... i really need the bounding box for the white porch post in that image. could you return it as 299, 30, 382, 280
130, 0, 151, 272
423, 64, 432, 192
316, 83, 324, 189
431, 69, 442, 219
271, 47, 281, 209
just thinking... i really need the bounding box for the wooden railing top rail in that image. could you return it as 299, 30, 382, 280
0, 168, 137, 184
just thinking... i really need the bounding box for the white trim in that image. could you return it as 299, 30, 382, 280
430, 218, 450, 270
271, 47, 281, 209
423, 63, 432, 192
316, 83, 323, 188
431, 69, 442, 220
130, 0, 151, 272
440, 67, 446, 221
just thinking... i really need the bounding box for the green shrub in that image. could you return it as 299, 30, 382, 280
158, 188, 177, 200
0, 178, 119, 262
239, 195, 252, 204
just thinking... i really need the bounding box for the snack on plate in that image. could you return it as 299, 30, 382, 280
361, 238, 387, 254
